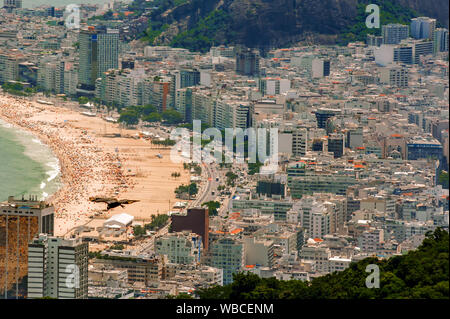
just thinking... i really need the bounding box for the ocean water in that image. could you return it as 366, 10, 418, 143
0, 119, 61, 202
22, 0, 112, 8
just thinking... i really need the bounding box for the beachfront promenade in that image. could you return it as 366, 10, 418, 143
0, 93, 190, 236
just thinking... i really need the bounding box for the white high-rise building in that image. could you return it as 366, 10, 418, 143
277, 126, 308, 158
95, 68, 146, 108
309, 203, 331, 239
382, 24, 409, 44
208, 237, 244, 285
27, 234, 88, 299
78, 26, 119, 91
311, 59, 331, 78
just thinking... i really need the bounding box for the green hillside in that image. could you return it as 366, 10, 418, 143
124, 0, 448, 52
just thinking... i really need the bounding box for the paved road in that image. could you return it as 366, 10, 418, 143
190, 160, 221, 208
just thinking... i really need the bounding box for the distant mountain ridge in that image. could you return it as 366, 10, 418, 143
132, 0, 449, 51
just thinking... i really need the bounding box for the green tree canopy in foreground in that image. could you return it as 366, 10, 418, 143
197, 228, 449, 299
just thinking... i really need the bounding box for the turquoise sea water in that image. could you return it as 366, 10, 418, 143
0, 119, 61, 202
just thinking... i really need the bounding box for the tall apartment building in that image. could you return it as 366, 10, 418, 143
170, 69, 201, 108
0, 196, 54, 299
393, 39, 434, 64
366, 34, 383, 47
95, 68, 146, 108
287, 163, 357, 199
309, 204, 331, 239
175, 87, 193, 122
243, 237, 274, 268
0, 52, 23, 83
63, 62, 78, 97
94, 255, 165, 287
210, 46, 236, 58
37, 58, 65, 94
214, 99, 251, 130
235, 47, 260, 77
78, 26, 119, 92
413, 40, 434, 63
433, 28, 449, 53
150, 78, 171, 113
155, 231, 202, 264
311, 59, 331, 78
190, 87, 215, 126
327, 133, 345, 158
357, 228, 384, 253
407, 138, 443, 161
346, 127, 363, 150
411, 17, 436, 40
393, 45, 414, 64
27, 234, 88, 299
3, 0, 22, 12
278, 126, 308, 157
315, 108, 341, 129
299, 245, 331, 273
382, 24, 409, 44
208, 237, 244, 285
258, 77, 291, 96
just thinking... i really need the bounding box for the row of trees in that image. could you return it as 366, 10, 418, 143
152, 138, 176, 147
133, 214, 170, 238
118, 104, 184, 126
175, 183, 199, 199
2, 83, 35, 96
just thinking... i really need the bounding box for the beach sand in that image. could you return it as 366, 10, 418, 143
0, 94, 190, 236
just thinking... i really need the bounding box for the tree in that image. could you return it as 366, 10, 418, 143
162, 109, 183, 124
142, 104, 158, 115
119, 110, 139, 126
438, 171, 449, 189
188, 182, 199, 196
175, 183, 199, 198
166, 292, 193, 299
202, 201, 221, 216
144, 214, 169, 231
78, 96, 89, 105
133, 225, 146, 237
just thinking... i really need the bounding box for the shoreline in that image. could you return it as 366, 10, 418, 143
0, 93, 190, 237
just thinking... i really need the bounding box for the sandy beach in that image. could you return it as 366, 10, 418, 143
0, 94, 190, 236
